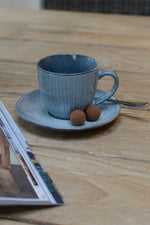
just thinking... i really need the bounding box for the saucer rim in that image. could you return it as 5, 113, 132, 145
15, 89, 120, 132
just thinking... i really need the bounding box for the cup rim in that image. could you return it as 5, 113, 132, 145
37, 54, 99, 76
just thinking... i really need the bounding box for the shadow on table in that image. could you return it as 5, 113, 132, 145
0, 205, 58, 225
16, 115, 120, 140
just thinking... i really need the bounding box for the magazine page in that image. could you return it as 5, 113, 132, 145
0, 101, 65, 206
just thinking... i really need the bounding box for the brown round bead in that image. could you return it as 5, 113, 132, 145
70, 110, 86, 126
86, 105, 101, 121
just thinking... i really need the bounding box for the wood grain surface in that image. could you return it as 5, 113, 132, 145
0, 219, 29, 225
0, 8, 150, 225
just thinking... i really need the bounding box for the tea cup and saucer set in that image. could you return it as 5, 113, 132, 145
16, 54, 120, 131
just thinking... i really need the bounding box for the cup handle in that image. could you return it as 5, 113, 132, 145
94, 69, 119, 105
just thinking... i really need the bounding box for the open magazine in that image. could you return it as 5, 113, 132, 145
0, 101, 65, 206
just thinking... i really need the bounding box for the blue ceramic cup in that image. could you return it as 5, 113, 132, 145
37, 54, 119, 119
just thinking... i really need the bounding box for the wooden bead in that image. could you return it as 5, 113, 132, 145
70, 110, 86, 126
86, 105, 101, 121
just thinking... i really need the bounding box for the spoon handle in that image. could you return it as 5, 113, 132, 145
121, 105, 150, 111
108, 99, 149, 107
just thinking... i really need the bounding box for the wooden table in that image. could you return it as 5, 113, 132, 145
0, 8, 150, 225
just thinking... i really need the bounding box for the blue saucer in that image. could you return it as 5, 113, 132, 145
15, 89, 120, 131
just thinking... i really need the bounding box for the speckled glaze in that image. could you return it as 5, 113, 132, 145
15, 89, 120, 131
37, 54, 119, 119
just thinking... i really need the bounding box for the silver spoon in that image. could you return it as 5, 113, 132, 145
121, 105, 150, 111
94, 96, 149, 107
107, 99, 149, 107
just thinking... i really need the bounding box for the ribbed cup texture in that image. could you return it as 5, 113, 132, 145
38, 70, 98, 119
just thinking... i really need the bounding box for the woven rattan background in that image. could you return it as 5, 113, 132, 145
42, 0, 150, 15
